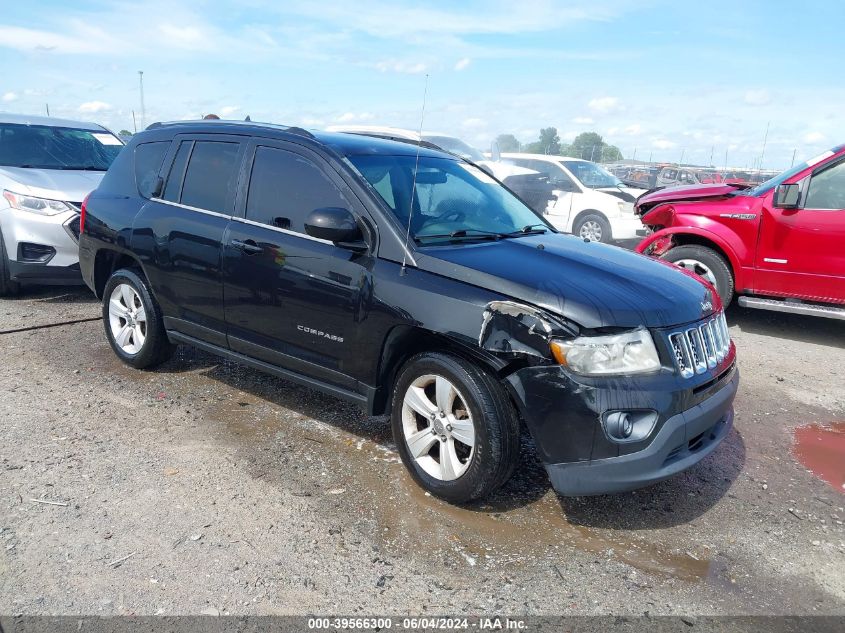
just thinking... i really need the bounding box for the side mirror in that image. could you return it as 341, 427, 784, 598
491, 141, 501, 162
773, 183, 801, 209
304, 207, 366, 250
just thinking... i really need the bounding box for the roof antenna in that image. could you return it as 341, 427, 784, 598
400, 73, 429, 276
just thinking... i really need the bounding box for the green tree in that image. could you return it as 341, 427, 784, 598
495, 134, 521, 152
601, 144, 623, 162
524, 127, 561, 154
118, 129, 133, 136
569, 132, 605, 161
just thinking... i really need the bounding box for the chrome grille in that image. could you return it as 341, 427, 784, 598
669, 312, 730, 378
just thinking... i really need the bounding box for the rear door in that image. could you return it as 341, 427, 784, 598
135, 134, 245, 346
755, 157, 845, 302
222, 139, 376, 392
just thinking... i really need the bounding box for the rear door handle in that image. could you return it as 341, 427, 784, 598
231, 239, 263, 255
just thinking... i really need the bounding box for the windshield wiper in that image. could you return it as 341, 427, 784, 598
56, 165, 108, 171
415, 229, 505, 242
507, 223, 548, 235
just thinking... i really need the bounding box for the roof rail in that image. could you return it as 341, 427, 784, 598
284, 126, 315, 139
146, 122, 162, 130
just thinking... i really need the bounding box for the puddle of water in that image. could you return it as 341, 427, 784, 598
793, 422, 845, 493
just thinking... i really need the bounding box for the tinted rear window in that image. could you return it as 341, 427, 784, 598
134, 141, 169, 198
180, 141, 240, 213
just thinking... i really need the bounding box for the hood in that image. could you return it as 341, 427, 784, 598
635, 183, 748, 213
416, 232, 717, 330
595, 186, 646, 203
478, 160, 536, 179
0, 167, 106, 203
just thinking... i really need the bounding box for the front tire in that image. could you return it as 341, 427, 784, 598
391, 352, 520, 504
662, 244, 735, 306
0, 228, 20, 297
102, 268, 174, 369
573, 213, 612, 243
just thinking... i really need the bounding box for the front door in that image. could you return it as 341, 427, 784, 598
222, 140, 376, 392
755, 158, 845, 302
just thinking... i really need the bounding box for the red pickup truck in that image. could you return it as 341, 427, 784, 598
635, 145, 845, 320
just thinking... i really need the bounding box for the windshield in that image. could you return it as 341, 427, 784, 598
0, 123, 123, 170
346, 154, 549, 242
741, 161, 813, 196
422, 135, 486, 163
562, 160, 623, 188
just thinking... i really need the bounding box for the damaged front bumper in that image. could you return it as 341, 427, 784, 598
505, 359, 738, 496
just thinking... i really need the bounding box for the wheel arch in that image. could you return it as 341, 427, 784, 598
92, 248, 146, 299
370, 325, 517, 416
638, 227, 744, 285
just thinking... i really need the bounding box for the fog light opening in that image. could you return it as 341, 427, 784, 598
603, 410, 658, 443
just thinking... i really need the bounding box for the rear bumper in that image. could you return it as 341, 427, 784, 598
546, 370, 738, 496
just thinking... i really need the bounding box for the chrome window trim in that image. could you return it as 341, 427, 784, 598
231, 216, 335, 245
151, 197, 231, 219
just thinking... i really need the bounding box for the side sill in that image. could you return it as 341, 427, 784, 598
167, 330, 370, 409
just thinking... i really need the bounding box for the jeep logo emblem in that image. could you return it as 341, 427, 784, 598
701, 300, 713, 313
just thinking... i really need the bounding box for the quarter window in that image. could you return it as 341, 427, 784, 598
162, 141, 191, 202
246, 146, 351, 234
804, 161, 845, 210
134, 141, 169, 198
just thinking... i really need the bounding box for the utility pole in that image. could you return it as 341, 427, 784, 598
710, 145, 714, 167
790, 148, 797, 168
45, 104, 50, 116
632, 147, 637, 162
679, 148, 685, 166
759, 121, 770, 171
138, 70, 146, 130
724, 148, 729, 171
132, 110, 137, 133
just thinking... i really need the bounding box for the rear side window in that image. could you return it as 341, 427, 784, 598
180, 141, 240, 213
245, 146, 351, 234
163, 141, 191, 202
134, 141, 169, 198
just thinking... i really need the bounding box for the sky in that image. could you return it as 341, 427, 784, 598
0, 0, 842, 170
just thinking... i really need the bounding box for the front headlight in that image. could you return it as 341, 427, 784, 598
3, 190, 73, 216
550, 328, 661, 376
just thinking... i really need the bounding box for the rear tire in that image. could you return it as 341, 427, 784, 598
662, 244, 734, 306
102, 268, 174, 369
391, 352, 520, 504
0, 228, 20, 297
573, 213, 612, 243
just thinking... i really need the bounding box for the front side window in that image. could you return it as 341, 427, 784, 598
804, 160, 845, 210
0, 123, 122, 170
180, 141, 240, 213
347, 154, 549, 242
246, 146, 351, 234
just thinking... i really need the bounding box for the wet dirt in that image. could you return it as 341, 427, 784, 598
793, 422, 845, 493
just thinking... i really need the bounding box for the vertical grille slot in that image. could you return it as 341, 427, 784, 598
669, 311, 730, 379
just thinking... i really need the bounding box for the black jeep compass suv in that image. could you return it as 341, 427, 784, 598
78, 120, 738, 503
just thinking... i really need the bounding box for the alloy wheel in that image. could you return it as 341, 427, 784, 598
673, 258, 718, 286
579, 220, 603, 241
401, 374, 476, 481
108, 283, 147, 355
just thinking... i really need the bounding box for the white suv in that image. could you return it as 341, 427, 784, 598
0, 114, 123, 295
502, 153, 647, 243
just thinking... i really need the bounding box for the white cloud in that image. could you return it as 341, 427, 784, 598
374, 60, 428, 74
454, 57, 471, 71
803, 131, 825, 143
587, 96, 621, 114
220, 105, 240, 116
335, 112, 375, 122
652, 139, 676, 150
623, 123, 641, 135
1, 92, 17, 102
461, 117, 485, 129
744, 89, 771, 106
157, 23, 210, 50
78, 101, 111, 114
0, 25, 108, 54
572, 116, 594, 125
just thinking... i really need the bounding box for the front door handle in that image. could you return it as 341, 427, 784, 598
231, 239, 263, 255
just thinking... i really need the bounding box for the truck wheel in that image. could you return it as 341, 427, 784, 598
391, 352, 520, 504
573, 213, 612, 243
102, 268, 174, 369
0, 228, 20, 297
663, 245, 734, 306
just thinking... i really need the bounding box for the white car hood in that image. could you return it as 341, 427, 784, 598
0, 167, 106, 203
596, 185, 647, 199
478, 160, 536, 180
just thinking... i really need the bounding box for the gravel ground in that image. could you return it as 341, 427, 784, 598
0, 286, 843, 616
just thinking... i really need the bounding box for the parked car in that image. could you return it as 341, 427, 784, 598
0, 113, 123, 295
327, 125, 556, 219
636, 144, 845, 319
79, 120, 738, 503
501, 153, 648, 243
